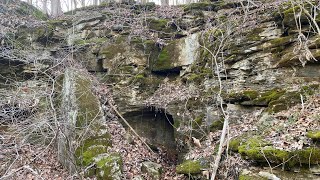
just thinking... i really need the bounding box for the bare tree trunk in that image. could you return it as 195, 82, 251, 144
27, 0, 32, 4
161, 0, 169, 5
72, 0, 77, 9
93, 0, 99, 5
42, 0, 48, 14
51, 0, 63, 17
81, 0, 85, 7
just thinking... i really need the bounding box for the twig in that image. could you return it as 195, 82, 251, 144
210, 119, 228, 180
107, 101, 154, 153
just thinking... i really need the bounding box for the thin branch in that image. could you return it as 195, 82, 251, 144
107, 100, 154, 153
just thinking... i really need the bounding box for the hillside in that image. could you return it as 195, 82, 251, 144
0, 0, 320, 179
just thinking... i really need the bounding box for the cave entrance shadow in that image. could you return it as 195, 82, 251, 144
122, 107, 177, 161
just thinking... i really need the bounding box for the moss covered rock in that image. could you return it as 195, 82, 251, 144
224, 90, 259, 103
75, 133, 112, 166
58, 69, 117, 176
234, 137, 320, 167
229, 138, 241, 152
224, 84, 319, 113
151, 41, 180, 73
239, 173, 267, 180
95, 153, 123, 180
147, 18, 176, 38
15, 24, 54, 46
268, 84, 319, 113
151, 33, 200, 74
281, 4, 313, 28
176, 160, 202, 175
306, 131, 320, 141
74, 75, 103, 127
210, 119, 224, 132
275, 49, 320, 67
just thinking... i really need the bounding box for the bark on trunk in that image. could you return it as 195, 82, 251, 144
51, 0, 63, 17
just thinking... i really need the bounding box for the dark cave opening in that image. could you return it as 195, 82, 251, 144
122, 107, 177, 161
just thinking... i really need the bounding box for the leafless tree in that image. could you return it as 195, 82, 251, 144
81, 0, 85, 7
42, 0, 48, 14
161, 0, 169, 6
72, 0, 77, 9
51, 0, 63, 16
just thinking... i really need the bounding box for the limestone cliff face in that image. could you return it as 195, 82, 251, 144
1, 0, 320, 179
50, 1, 319, 127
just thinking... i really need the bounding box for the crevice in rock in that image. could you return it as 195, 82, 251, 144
151, 67, 182, 76
122, 107, 178, 161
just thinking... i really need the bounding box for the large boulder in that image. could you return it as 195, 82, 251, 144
141, 161, 162, 180
58, 68, 123, 179
151, 33, 200, 74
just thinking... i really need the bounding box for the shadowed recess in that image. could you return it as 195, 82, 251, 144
122, 107, 177, 157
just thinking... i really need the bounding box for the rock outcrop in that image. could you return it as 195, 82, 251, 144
1, 0, 320, 179
58, 68, 122, 179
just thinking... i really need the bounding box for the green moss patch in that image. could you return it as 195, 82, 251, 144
147, 18, 177, 38
275, 48, 320, 67
184, 70, 212, 84
267, 91, 300, 113
75, 133, 112, 166
224, 85, 319, 113
192, 114, 204, 129
306, 131, 320, 140
234, 137, 320, 167
81, 145, 108, 166
74, 76, 102, 127
239, 174, 266, 180
252, 89, 286, 106
176, 160, 202, 175
148, 18, 170, 32
210, 119, 224, 132
128, 74, 163, 95
15, 24, 54, 46
268, 84, 319, 113
282, 5, 311, 28
151, 41, 180, 73
224, 90, 259, 103
268, 36, 294, 48
95, 153, 123, 180
229, 138, 241, 152
247, 28, 264, 41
